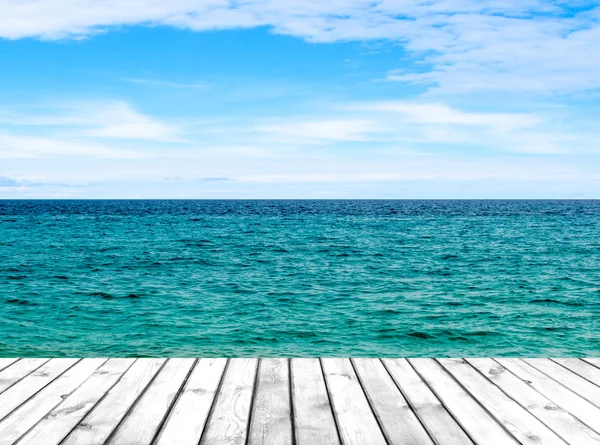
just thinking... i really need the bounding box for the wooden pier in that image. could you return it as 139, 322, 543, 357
0, 358, 599, 444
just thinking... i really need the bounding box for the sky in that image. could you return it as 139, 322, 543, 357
1, 0, 600, 199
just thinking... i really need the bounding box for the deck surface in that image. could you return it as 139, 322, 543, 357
0, 358, 599, 444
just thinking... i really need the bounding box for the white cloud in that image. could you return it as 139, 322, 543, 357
1, 1, 599, 95
254, 118, 383, 142
2, 98, 596, 160
0, 132, 149, 158
0, 101, 180, 141
358, 102, 541, 131
127, 78, 209, 89
248, 101, 589, 155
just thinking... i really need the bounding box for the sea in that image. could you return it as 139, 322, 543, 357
1, 200, 598, 357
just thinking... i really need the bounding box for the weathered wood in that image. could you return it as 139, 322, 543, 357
0, 358, 106, 445
155, 358, 227, 445
0, 358, 79, 422
468, 358, 600, 444
0, 357, 597, 445
497, 358, 600, 434
290, 358, 340, 445
382, 358, 473, 445
553, 359, 600, 387
108, 358, 195, 445
583, 359, 600, 369
321, 358, 387, 445
15, 359, 134, 445
248, 358, 293, 445
525, 359, 600, 408
0, 360, 19, 374
0, 359, 48, 395
409, 358, 519, 445
352, 358, 434, 445
438, 358, 566, 445
200, 358, 258, 445
61, 358, 165, 445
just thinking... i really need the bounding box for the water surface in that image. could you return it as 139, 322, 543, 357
1, 200, 598, 356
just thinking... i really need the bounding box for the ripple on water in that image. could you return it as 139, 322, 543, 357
0, 199, 599, 357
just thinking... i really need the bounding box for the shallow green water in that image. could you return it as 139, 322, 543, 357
1, 200, 598, 357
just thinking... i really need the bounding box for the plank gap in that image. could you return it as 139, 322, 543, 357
319, 359, 344, 445
101, 358, 170, 445
197, 358, 231, 445
244, 358, 262, 445
378, 358, 439, 445
149, 358, 199, 445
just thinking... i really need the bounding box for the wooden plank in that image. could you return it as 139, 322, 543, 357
0, 359, 19, 373
409, 358, 518, 445
583, 359, 600, 369
248, 358, 293, 445
200, 358, 258, 445
0, 358, 105, 445
0, 358, 79, 422
438, 359, 566, 445
16, 359, 134, 445
352, 358, 434, 445
108, 358, 195, 445
0, 359, 49, 394
321, 358, 387, 445
553, 359, 600, 387
468, 359, 600, 444
290, 358, 340, 445
526, 359, 600, 408
497, 358, 600, 434
382, 359, 473, 445
155, 358, 227, 445
61, 358, 165, 445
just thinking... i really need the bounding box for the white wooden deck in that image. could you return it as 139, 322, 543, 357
0, 358, 599, 445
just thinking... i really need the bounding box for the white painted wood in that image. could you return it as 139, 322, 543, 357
248, 358, 293, 445
525, 359, 600, 408
352, 358, 434, 445
0, 359, 48, 394
61, 358, 165, 445
108, 358, 194, 445
409, 358, 518, 445
0, 358, 105, 445
0, 359, 18, 373
155, 358, 227, 445
497, 358, 600, 434
200, 358, 258, 445
290, 358, 340, 445
439, 358, 566, 445
553, 359, 600, 387
582, 359, 600, 369
0, 358, 78, 422
321, 358, 387, 445
16, 359, 134, 445
382, 358, 473, 445
468, 358, 600, 445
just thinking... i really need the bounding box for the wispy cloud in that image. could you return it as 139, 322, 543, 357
246, 101, 590, 155
0, 132, 150, 159
1, 1, 599, 96
357, 102, 541, 131
127, 78, 209, 89
253, 119, 383, 143
0, 101, 182, 142
199, 177, 232, 182
1, 96, 598, 197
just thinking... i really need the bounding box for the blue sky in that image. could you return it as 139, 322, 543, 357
1, 0, 600, 198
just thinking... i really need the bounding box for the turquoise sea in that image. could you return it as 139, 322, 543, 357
1, 200, 598, 357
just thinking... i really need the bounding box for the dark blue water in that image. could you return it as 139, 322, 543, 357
1, 200, 599, 357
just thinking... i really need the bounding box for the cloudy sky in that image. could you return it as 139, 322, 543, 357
1, 0, 599, 198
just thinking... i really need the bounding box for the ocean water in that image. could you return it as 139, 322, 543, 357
1, 200, 598, 357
